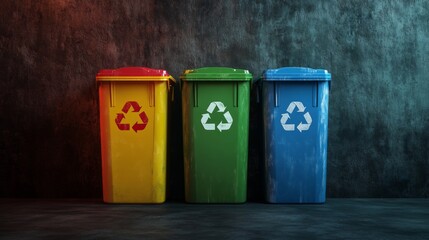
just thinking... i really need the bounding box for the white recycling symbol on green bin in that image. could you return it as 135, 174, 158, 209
281, 101, 312, 132
201, 101, 233, 132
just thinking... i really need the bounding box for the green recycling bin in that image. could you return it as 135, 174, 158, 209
181, 67, 252, 203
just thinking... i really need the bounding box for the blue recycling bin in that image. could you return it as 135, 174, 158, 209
259, 67, 331, 203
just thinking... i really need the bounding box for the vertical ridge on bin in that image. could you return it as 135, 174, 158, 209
313, 82, 318, 107
274, 82, 278, 107
193, 83, 198, 107
109, 82, 115, 107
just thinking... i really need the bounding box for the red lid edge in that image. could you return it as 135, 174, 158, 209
97, 67, 170, 77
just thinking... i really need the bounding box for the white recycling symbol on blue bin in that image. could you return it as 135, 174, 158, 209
280, 101, 312, 132
201, 101, 233, 132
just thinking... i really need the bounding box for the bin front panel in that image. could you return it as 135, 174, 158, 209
262, 81, 329, 203
99, 81, 168, 203
182, 81, 249, 203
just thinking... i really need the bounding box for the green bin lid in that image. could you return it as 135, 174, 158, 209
180, 67, 252, 81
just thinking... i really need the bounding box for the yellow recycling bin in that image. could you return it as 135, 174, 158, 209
96, 67, 175, 203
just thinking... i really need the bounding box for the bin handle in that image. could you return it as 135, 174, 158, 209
168, 76, 176, 102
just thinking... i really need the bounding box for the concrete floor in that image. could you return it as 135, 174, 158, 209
0, 199, 428, 239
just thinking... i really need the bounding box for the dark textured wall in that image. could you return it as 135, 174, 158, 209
1, 0, 428, 199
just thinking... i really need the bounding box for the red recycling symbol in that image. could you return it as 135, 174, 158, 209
115, 101, 148, 132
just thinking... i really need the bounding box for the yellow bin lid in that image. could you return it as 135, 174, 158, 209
96, 67, 176, 83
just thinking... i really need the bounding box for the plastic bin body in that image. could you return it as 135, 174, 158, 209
261, 67, 331, 203
96, 67, 174, 203
181, 67, 252, 203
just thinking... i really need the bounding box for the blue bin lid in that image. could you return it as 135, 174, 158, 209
262, 67, 331, 81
